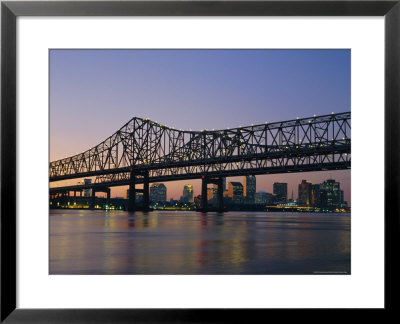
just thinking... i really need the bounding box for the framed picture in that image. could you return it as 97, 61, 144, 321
1, 0, 398, 322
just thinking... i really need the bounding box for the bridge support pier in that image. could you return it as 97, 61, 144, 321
106, 188, 110, 207
60, 191, 67, 206
201, 176, 225, 212
90, 190, 96, 210
201, 176, 208, 212
128, 169, 150, 212
128, 171, 136, 212
143, 171, 149, 212
216, 177, 224, 213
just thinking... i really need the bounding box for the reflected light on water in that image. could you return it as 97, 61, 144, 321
50, 210, 350, 275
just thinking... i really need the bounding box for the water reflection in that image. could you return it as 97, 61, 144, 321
50, 210, 350, 275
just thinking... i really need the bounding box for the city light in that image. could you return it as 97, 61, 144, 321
50, 113, 350, 213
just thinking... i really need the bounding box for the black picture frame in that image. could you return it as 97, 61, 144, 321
1, 0, 399, 322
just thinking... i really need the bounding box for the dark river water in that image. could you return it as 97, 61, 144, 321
49, 210, 350, 275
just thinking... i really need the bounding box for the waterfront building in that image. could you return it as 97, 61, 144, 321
243, 175, 256, 203
339, 190, 346, 208
136, 192, 143, 202
83, 178, 91, 197
182, 184, 194, 202
255, 191, 274, 204
207, 187, 217, 201
298, 180, 312, 206
228, 182, 243, 203
125, 189, 143, 202
150, 183, 167, 202
273, 182, 287, 202
311, 184, 321, 207
320, 179, 345, 209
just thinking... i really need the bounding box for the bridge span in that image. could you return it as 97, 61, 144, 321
50, 112, 351, 212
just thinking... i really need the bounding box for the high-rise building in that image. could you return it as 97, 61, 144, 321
182, 184, 193, 202
228, 182, 243, 203
339, 190, 346, 208
273, 182, 287, 202
243, 175, 256, 203
84, 178, 92, 197
125, 189, 143, 202
255, 191, 274, 204
136, 192, 143, 202
320, 179, 343, 209
150, 183, 167, 202
298, 180, 312, 206
207, 188, 217, 200
311, 184, 321, 207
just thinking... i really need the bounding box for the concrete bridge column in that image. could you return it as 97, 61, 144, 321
90, 189, 96, 210
201, 176, 208, 212
143, 171, 149, 212
106, 188, 111, 207
217, 177, 224, 213
61, 191, 66, 206
128, 171, 136, 212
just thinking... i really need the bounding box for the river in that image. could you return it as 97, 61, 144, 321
50, 210, 350, 275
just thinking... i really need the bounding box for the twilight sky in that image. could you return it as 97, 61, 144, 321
50, 49, 351, 204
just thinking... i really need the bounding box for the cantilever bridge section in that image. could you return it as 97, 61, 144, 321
49, 112, 351, 211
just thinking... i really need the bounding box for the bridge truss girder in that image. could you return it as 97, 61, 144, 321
50, 112, 350, 181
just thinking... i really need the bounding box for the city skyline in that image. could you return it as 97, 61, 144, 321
159, 176, 347, 203
50, 49, 350, 203
51, 176, 348, 211
89, 175, 349, 207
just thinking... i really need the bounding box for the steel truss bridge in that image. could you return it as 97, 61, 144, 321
49, 112, 351, 211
